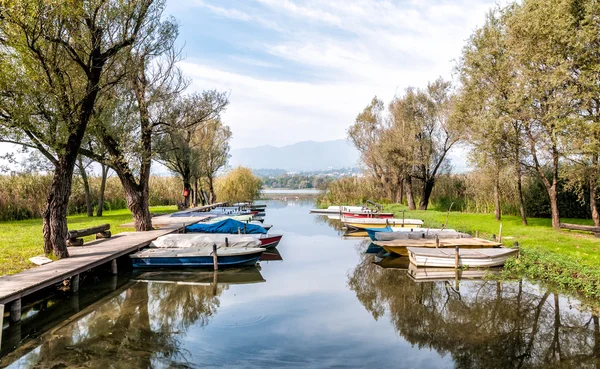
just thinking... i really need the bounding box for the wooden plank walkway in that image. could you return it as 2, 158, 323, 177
0, 227, 181, 307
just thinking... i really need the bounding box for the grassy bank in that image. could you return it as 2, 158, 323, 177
384, 204, 600, 300
0, 205, 177, 276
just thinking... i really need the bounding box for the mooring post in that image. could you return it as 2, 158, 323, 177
476, 230, 479, 238
244, 223, 247, 234
212, 270, 218, 296
71, 274, 80, 294
111, 259, 118, 275
402, 210, 405, 226
435, 234, 440, 248
455, 245, 460, 269
225, 237, 229, 247
498, 223, 503, 243
10, 299, 21, 323
212, 244, 219, 270
182, 224, 186, 234
0, 303, 4, 348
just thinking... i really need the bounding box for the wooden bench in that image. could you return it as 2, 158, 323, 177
559, 223, 600, 237
67, 224, 111, 246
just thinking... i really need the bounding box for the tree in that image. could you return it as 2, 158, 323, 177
0, 0, 155, 257
89, 1, 187, 231
506, 0, 580, 229
215, 167, 262, 204
410, 79, 461, 210
197, 119, 232, 204
75, 156, 93, 217
155, 93, 229, 208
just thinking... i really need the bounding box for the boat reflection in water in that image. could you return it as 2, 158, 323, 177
0, 267, 264, 369
260, 248, 283, 262
349, 253, 600, 368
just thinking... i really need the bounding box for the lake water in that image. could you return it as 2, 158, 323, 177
1, 199, 600, 368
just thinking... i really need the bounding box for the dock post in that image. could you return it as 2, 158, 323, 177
455, 245, 460, 269
435, 235, 439, 248
244, 223, 247, 234
225, 237, 229, 247
182, 224, 186, 234
402, 210, 405, 226
71, 274, 80, 294
212, 244, 219, 270
212, 270, 218, 296
111, 259, 118, 275
9, 299, 21, 323
476, 230, 479, 238
498, 223, 503, 243
0, 304, 4, 349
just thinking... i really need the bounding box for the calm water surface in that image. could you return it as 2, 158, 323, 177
2, 199, 600, 368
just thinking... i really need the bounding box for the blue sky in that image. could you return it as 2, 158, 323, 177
166, 0, 499, 149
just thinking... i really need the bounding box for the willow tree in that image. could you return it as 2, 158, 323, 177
458, 8, 526, 223
156, 93, 229, 207
215, 167, 262, 204
0, 0, 155, 257
506, 0, 581, 229
89, 0, 186, 231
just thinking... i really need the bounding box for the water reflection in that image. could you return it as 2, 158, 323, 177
349, 253, 600, 368
2, 269, 265, 368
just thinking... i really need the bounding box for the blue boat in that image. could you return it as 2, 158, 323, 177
366, 226, 393, 241
130, 247, 265, 268
186, 219, 267, 235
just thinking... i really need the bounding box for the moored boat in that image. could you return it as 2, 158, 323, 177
343, 217, 424, 232
130, 247, 265, 268
374, 230, 471, 242
151, 234, 263, 248
341, 211, 394, 218
376, 238, 501, 256
309, 206, 366, 214
365, 226, 456, 241
407, 247, 519, 268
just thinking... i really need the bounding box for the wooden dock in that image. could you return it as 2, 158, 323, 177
0, 225, 188, 323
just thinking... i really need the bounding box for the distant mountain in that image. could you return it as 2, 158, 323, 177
229, 140, 360, 172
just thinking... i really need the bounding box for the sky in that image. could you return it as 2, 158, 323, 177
166, 0, 499, 150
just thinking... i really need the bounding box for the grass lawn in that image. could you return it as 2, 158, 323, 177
384, 204, 600, 300
0, 206, 177, 276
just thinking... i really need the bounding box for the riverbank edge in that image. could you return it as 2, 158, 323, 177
380, 204, 600, 301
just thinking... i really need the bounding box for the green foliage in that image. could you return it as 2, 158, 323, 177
215, 167, 262, 203
383, 204, 600, 300
262, 174, 334, 190
0, 174, 181, 221
317, 177, 387, 207
0, 205, 177, 276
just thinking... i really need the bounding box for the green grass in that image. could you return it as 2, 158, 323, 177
384, 204, 600, 300
0, 206, 177, 276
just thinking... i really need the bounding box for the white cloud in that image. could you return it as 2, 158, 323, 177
176, 0, 498, 152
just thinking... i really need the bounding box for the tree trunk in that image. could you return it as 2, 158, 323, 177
194, 178, 199, 207
515, 156, 527, 225
97, 164, 108, 217
77, 157, 93, 217
548, 183, 560, 229
182, 174, 191, 209
121, 179, 153, 231
591, 154, 600, 227
208, 175, 216, 204
405, 176, 416, 210
419, 179, 435, 210
396, 178, 404, 203
494, 168, 501, 221
42, 161, 74, 258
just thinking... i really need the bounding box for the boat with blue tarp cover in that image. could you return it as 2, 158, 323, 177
186, 219, 267, 234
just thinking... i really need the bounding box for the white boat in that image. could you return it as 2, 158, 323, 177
151, 234, 262, 249
309, 206, 366, 214
375, 230, 470, 241
407, 247, 519, 268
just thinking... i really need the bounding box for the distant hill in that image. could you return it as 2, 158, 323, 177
230, 140, 360, 172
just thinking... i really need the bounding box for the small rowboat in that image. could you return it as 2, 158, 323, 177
343, 217, 424, 231
341, 211, 394, 218
374, 230, 471, 242
257, 234, 283, 248
407, 247, 519, 268
366, 227, 456, 241
309, 206, 366, 214
130, 247, 266, 268
376, 238, 501, 256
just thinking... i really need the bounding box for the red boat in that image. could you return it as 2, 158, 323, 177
258, 234, 283, 248
341, 211, 394, 218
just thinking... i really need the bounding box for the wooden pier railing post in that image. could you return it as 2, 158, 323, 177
455, 245, 460, 269
111, 259, 118, 275
71, 274, 80, 294
212, 244, 219, 270
10, 299, 21, 323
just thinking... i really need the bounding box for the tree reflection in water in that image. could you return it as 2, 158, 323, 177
4, 276, 227, 368
348, 253, 600, 369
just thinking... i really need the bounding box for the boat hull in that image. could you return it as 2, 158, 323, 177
407, 247, 519, 268
131, 251, 264, 268
260, 234, 283, 248
341, 212, 394, 218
